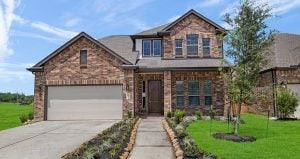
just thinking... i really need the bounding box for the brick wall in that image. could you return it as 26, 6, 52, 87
33, 36, 134, 121
171, 71, 224, 116
134, 73, 164, 115
163, 13, 223, 59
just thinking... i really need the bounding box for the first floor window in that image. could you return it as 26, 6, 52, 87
188, 80, 200, 106
204, 80, 212, 105
80, 50, 87, 66
176, 81, 184, 106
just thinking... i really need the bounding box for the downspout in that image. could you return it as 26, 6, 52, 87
271, 68, 277, 117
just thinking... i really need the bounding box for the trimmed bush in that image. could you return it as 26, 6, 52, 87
174, 109, 186, 124
19, 114, 28, 123
276, 88, 298, 119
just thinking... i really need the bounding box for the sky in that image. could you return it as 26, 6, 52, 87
1, 0, 300, 95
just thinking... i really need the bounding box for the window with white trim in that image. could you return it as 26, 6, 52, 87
175, 39, 183, 56
204, 80, 212, 105
188, 80, 200, 106
202, 38, 211, 57
176, 81, 184, 106
187, 34, 198, 56
142, 40, 162, 57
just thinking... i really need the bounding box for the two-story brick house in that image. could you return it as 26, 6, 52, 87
27, 9, 229, 121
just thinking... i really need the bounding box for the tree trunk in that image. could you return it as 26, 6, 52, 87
234, 101, 242, 135
229, 97, 234, 120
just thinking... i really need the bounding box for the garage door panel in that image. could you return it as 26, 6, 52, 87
47, 86, 122, 120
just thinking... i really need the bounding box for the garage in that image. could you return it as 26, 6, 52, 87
287, 84, 300, 118
47, 85, 123, 120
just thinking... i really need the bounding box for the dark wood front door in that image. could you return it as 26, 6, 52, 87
148, 80, 162, 114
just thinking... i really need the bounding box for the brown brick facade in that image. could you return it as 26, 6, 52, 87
33, 36, 134, 121
171, 71, 224, 116
133, 71, 225, 116
164, 14, 223, 59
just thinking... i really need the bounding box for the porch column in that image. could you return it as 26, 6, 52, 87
164, 70, 172, 116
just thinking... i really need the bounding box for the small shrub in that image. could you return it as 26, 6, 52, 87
127, 110, 132, 118
276, 88, 298, 119
182, 136, 200, 157
166, 111, 172, 118
19, 114, 28, 123
195, 110, 202, 120
28, 112, 34, 120
175, 123, 187, 138
174, 109, 186, 124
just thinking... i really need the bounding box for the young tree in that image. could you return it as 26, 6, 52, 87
222, 0, 275, 135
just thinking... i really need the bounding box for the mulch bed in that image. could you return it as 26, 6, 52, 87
276, 118, 298, 121
62, 118, 138, 159
213, 133, 256, 142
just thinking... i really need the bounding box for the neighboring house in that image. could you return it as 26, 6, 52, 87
27, 9, 229, 121
259, 33, 300, 118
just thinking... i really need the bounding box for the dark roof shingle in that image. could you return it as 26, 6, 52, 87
98, 35, 138, 64
264, 33, 300, 70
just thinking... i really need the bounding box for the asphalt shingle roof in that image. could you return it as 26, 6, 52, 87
264, 33, 300, 70
98, 35, 138, 64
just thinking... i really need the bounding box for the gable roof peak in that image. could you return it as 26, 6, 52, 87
163, 9, 225, 31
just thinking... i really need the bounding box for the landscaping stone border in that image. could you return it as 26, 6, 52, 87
119, 118, 142, 159
162, 118, 183, 159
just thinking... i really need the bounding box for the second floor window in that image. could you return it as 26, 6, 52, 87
143, 40, 161, 57
80, 50, 87, 66
187, 34, 198, 56
175, 39, 183, 56
202, 38, 211, 56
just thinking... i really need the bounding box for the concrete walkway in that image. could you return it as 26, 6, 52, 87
129, 117, 175, 159
0, 120, 117, 159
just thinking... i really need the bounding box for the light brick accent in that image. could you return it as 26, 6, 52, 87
164, 13, 223, 59
164, 71, 172, 116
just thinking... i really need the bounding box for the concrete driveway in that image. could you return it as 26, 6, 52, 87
0, 120, 117, 159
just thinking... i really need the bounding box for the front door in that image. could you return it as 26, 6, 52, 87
148, 80, 162, 114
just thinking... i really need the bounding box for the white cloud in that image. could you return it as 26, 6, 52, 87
93, 0, 154, 22
0, 62, 33, 82
0, 0, 20, 62
31, 21, 78, 39
221, 0, 300, 16
11, 30, 63, 44
167, 15, 180, 23
200, 0, 224, 7
65, 18, 81, 27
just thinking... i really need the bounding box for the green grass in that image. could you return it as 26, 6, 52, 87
0, 102, 33, 131
187, 114, 300, 159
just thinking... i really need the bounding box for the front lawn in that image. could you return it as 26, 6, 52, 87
187, 114, 300, 159
0, 102, 33, 131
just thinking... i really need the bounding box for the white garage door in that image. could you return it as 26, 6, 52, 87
47, 86, 122, 120
287, 84, 300, 118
